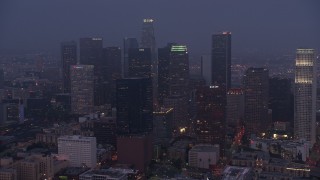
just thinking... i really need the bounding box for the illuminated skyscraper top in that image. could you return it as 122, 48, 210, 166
141, 18, 156, 54
294, 48, 316, 145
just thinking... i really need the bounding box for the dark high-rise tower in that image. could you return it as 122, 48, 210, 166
243, 67, 269, 135
269, 77, 293, 123
123, 38, 139, 77
141, 19, 156, 60
195, 86, 226, 152
79, 37, 104, 105
141, 19, 158, 106
162, 45, 190, 129
102, 47, 122, 104
61, 41, 77, 93
80, 38, 103, 67
168, 45, 189, 96
116, 78, 153, 135
0, 69, 4, 89
158, 44, 171, 104
211, 32, 231, 90
102, 47, 122, 81
128, 48, 152, 78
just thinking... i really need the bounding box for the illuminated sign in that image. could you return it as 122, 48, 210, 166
92, 38, 102, 41
171, 45, 187, 52
143, 19, 154, 23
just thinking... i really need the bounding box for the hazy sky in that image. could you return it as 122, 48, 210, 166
0, 0, 319, 55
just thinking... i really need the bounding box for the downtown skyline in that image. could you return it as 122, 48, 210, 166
0, 0, 319, 56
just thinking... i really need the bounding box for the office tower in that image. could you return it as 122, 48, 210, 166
102, 47, 121, 104
163, 95, 188, 130
226, 88, 244, 127
79, 37, 104, 105
123, 38, 139, 77
211, 32, 231, 90
158, 44, 172, 104
58, 135, 97, 168
294, 49, 316, 144
168, 45, 189, 96
116, 78, 153, 135
102, 47, 122, 81
79, 37, 103, 67
243, 68, 269, 135
128, 48, 152, 78
159, 45, 190, 129
70, 65, 94, 115
153, 107, 174, 146
141, 18, 158, 106
141, 18, 156, 68
195, 86, 226, 149
269, 77, 293, 123
141, 19, 156, 55
0, 69, 4, 89
61, 41, 77, 93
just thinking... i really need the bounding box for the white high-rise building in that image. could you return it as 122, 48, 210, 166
58, 135, 97, 168
294, 49, 316, 145
70, 65, 94, 115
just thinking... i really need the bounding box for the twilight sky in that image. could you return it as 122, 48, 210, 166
0, 0, 319, 55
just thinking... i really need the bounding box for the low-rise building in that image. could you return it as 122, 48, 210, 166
188, 144, 219, 169
0, 169, 17, 180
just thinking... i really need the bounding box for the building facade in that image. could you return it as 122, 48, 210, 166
58, 135, 97, 168
123, 37, 139, 77
128, 48, 152, 78
61, 41, 77, 93
116, 78, 153, 135
211, 32, 231, 90
294, 49, 316, 144
243, 68, 269, 135
226, 88, 244, 127
79, 37, 104, 105
70, 65, 94, 115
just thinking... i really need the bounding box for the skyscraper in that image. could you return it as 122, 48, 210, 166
211, 32, 231, 90
128, 48, 152, 78
0, 68, 4, 89
116, 78, 153, 135
168, 45, 189, 96
243, 67, 269, 135
102, 47, 122, 104
102, 47, 122, 81
70, 65, 94, 115
226, 88, 244, 127
269, 77, 293, 123
79, 37, 104, 105
141, 19, 156, 61
294, 49, 316, 144
79, 37, 103, 67
141, 19, 158, 106
157, 44, 171, 104
61, 41, 77, 93
195, 86, 226, 149
123, 37, 139, 77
